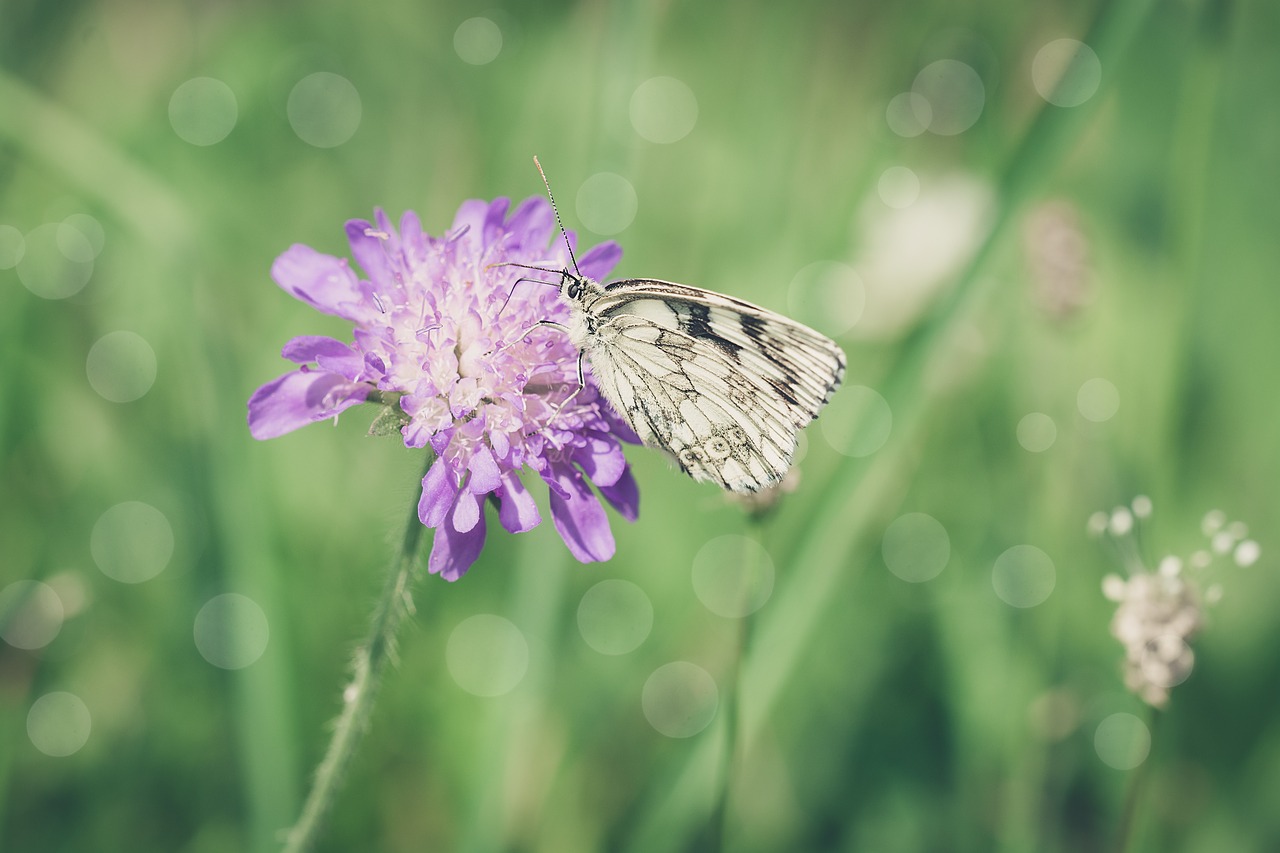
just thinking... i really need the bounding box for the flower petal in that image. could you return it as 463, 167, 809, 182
280, 335, 366, 381
399, 210, 427, 262
452, 488, 480, 533
481, 197, 512, 248
504, 197, 554, 249
572, 436, 627, 488
419, 459, 459, 528
271, 245, 371, 322
428, 512, 487, 581
578, 240, 622, 281
450, 199, 492, 248
598, 404, 643, 445
247, 370, 369, 439
281, 335, 358, 365
496, 473, 541, 533
598, 466, 640, 522
345, 217, 396, 294
467, 444, 502, 495
544, 464, 615, 563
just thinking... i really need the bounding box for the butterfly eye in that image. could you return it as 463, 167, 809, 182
567, 280, 581, 300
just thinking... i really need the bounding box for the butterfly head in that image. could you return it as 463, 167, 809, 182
562, 270, 585, 301
556, 269, 607, 313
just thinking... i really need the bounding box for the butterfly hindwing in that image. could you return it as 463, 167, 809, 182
576, 278, 845, 492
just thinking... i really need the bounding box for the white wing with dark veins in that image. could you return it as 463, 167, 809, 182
578, 279, 845, 492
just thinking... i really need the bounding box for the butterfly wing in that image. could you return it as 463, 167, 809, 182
581, 279, 845, 492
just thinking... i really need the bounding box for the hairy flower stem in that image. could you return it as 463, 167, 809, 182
282, 452, 436, 853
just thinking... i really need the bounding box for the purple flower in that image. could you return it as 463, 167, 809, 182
248, 197, 640, 580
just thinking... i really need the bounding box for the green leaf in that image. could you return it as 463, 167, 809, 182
367, 404, 410, 437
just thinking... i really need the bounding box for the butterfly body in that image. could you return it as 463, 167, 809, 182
551, 268, 845, 493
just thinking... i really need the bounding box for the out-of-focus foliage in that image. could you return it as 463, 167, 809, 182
2, 1, 1278, 851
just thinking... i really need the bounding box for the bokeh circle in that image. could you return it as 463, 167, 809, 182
642, 662, 718, 738
27, 692, 92, 757
992, 545, 1056, 607
90, 501, 174, 584
630, 77, 699, 144
288, 72, 362, 148
578, 579, 654, 655
691, 534, 775, 617
882, 513, 950, 582
194, 594, 271, 670
446, 614, 530, 697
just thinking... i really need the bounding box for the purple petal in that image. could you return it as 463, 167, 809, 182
489, 428, 510, 459
578, 240, 622, 281
481, 197, 512, 248
399, 210, 428, 262
428, 430, 453, 456
541, 471, 571, 502
281, 335, 358, 365
598, 466, 640, 522
504, 197, 554, 249
247, 370, 370, 440
402, 419, 432, 449
598, 404, 643, 445
280, 336, 365, 381
544, 464, 615, 563
452, 488, 480, 533
419, 459, 459, 528
271, 245, 370, 323
572, 437, 627, 488
450, 199, 492, 247
428, 512, 487, 581
315, 348, 366, 379
467, 444, 502, 494
345, 217, 395, 291
374, 209, 399, 256
495, 473, 541, 533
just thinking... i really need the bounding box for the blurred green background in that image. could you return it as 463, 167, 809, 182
3, 0, 1279, 850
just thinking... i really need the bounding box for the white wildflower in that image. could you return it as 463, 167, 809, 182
1092, 498, 1260, 707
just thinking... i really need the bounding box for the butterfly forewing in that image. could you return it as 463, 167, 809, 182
573, 277, 846, 492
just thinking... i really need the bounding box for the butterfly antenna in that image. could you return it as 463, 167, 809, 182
533, 155, 582, 276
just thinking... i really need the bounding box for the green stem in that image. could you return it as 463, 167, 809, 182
706, 530, 763, 851
282, 452, 435, 853
1112, 708, 1160, 853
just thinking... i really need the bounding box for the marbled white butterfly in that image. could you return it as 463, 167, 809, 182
505, 158, 846, 493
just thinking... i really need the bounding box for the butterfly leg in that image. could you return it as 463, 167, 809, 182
490, 318, 586, 431
544, 348, 586, 425
488, 317, 569, 360
525, 320, 588, 425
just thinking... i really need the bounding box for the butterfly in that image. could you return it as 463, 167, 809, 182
505, 157, 846, 494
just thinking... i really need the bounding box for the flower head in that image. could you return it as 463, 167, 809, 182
248, 197, 641, 580
1091, 498, 1260, 706
1022, 199, 1094, 322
